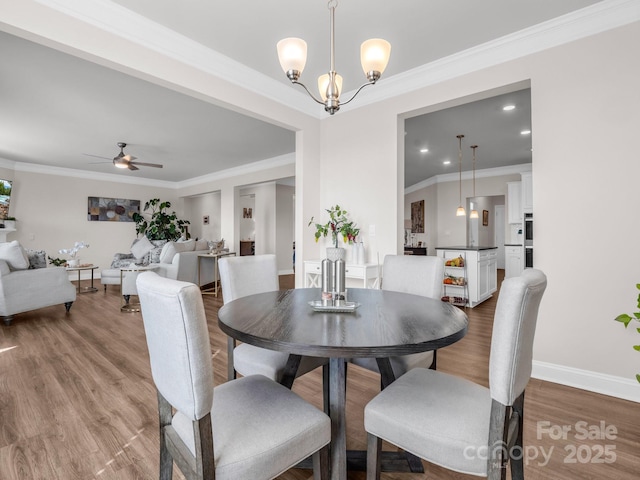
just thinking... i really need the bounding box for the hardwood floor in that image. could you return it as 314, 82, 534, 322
0, 272, 637, 479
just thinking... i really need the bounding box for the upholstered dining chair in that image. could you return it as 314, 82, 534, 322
136, 272, 330, 480
219, 254, 328, 383
350, 254, 445, 380
364, 268, 547, 480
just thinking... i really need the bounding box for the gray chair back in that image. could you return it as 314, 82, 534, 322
489, 268, 547, 406
382, 254, 445, 299
136, 271, 214, 421
218, 254, 279, 303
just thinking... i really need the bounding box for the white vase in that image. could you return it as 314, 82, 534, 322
68, 258, 79, 267
326, 247, 346, 262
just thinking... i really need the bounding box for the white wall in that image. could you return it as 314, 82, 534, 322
184, 192, 221, 242
319, 23, 640, 400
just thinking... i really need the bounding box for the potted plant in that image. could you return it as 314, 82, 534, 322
59, 241, 89, 267
132, 198, 190, 241
614, 283, 640, 383
309, 205, 358, 261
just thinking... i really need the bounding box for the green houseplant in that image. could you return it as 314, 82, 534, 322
132, 198, 190, 241
614, 283, 640, 383
308, 205, 358, 248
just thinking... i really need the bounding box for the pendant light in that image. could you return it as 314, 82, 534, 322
469, 145, 479, 219
456, 134, 466, 216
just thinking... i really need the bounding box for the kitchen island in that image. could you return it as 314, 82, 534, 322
435, 246, 498, 307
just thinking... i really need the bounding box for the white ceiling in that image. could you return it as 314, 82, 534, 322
0, 0, 612, 184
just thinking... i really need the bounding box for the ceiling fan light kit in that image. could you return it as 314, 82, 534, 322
277, 0, 390, 115
108, 142, 162, 171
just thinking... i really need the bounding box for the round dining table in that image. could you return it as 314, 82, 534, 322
217, 287, 468, 480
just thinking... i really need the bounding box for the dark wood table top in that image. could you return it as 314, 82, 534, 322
218, 288, 468, 358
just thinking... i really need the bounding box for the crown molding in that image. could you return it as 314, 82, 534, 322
404, 163, 532, 195
34, 0, 640, 119
344, 0, 640, 110
175, 153, 295, 189
1, 152, 295, 190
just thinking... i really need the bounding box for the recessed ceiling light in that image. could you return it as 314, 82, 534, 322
443, 160, 451, 165
521, 129, 531, 135
420, 148, 429, 153
503, 105, 515, 111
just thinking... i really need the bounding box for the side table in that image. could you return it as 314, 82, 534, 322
197, 251, 236, 297
66, 265, 99, 294
120, 264, 159, 312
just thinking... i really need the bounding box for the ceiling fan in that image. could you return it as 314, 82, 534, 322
85, 142, 163, 171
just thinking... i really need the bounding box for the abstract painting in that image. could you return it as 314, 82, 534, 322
87, 197, 140, 222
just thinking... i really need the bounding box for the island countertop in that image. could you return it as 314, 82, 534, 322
435, 246, 498, 251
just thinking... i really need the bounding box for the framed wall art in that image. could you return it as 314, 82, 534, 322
411, 200, 424, 233
483, 209, 489, 226
87, 197, 140, 222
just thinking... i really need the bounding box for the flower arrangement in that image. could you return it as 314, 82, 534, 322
309, 205, 359, 248
59, 241, 89, 261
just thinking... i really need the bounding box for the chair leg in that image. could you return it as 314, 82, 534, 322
157, 392, 174, 480
487, 399, 509, 480
3, 315, 13, 326
511, 393, 526, 480
64, 301, 73, 312
366, 433, 382, 480
312, 444, 330, 480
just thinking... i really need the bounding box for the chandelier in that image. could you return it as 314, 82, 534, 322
276, 0, 391, 115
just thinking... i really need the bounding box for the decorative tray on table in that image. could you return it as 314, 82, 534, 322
308, 300, 361, 313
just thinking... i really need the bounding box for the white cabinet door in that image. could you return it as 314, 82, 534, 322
478, 259, 490, 300
507, 181, 523, 224
505, 246, 524, 278
521, 172, 533, 213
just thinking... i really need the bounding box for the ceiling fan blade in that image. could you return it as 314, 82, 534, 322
83, 153, 112, 160
130, 161, 163, 169
127, 163, 139, 171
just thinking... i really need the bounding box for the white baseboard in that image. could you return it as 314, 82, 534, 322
532, 360, 640, 403
278, 269, 294, 276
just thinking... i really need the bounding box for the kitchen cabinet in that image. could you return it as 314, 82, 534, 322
521, 172, 533, 213
507, 181, 523, 224
436, 247, 498, 308
505, 245, 524, 278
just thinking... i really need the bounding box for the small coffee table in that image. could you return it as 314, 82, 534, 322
66, 265, 99, 294
119, 264, 159, 312
197, 251, 236, 297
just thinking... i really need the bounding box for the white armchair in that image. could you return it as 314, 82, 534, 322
0, 259, 76, 325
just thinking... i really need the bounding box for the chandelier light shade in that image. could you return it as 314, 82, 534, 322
469, 145, 479, 219
456, 134, 466, 217
277, 0, 391, 115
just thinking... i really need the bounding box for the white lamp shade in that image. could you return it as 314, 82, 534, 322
361, 38, 391, 75
317, 73, 343, 102
456, 206, 467, 217
470, 209, 479, 219
277, 38, 307, 74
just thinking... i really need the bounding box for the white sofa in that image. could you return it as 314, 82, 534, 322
102, 239, 220, 295
0, 258, 76, 326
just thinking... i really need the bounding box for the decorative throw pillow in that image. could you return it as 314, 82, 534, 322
148, 240, 167, 264
26, 249, 48, 269
176, 238, 195, 251
0, 240, 29, 270
195, 239, 209, 251
110, 253, 136, 268
131, 236, 155, 260
159, 242, 177, 264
